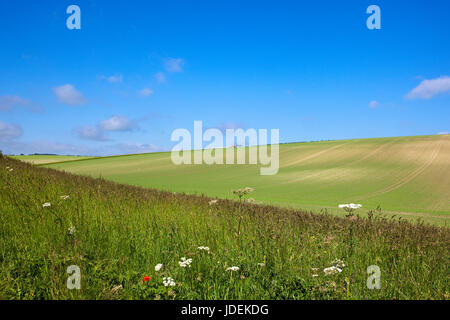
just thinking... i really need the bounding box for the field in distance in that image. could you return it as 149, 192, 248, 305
11, 155, 93, 165
41, 134, 449, 225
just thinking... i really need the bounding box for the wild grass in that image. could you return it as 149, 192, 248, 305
0, 155, 448, 300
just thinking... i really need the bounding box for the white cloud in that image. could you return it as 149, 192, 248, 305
0, 95, 29, 111
99, 74, 123, 83
99, 115, 135, 132
76, 115, 136, 141
0, 95, 43, 113
53, 84, 87, 106
369, 100, 379, 109
0, 120, 23, 141
115, 142, 164, 154
164, 58, 184, 73
155, 72, 166, 84
437, 132, 449, 135
406, 76, 450, 100
138, 88, 153, 97
76, 125, 108, 141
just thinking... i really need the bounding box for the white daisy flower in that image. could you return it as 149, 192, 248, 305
155, 264, 163, 272
42, 202, 51, 208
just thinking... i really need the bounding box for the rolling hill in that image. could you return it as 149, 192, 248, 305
42, 134, 450, 224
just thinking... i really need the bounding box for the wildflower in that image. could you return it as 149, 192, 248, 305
232, 187, 254, 198
244, 187, 254, 193
60, 195, 70, 200
9, 168, 13, 171
111, 284, 123, 294
163, 277, 176, 287
178, 257, 193, 268
323, 266, 342, 275
42, 202, 51, 208
257, 262, 265, 267
208, 199, 218, 206
338, 203, 362, 209
197, 246, 210, 252
155, 264, 163, 272
142, 276, 151, 282
68, 225, 76, 235
331, 259, 346, 268
226, 266, 239, 272
312, 274, 319, 277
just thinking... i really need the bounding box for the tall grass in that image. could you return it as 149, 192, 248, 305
0, 155, 448, 300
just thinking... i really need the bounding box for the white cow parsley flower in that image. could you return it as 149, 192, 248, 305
163, 277, 176, 287
226, 266, 240, 272
178, 257, 193, 268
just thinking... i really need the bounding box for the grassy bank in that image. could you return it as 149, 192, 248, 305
0, 155, 448, 299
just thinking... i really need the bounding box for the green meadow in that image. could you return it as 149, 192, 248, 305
1, 154, 449, 299
42, 134, 450, 225
11, 155, 93, 165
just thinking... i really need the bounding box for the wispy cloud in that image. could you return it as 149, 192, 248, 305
1, 139, 93, 156
138, 88, 153, 97
0, 95, 29, 111
53, 84, 87, 106
214, 122, 245, 133
99, 115, 136, 132
164, 58, 184, 73
99, 74, 123, 83
437, 132, 449, 135
369, 100, 379, 109
76, 115, 137, 141
115, 142, 164, 154
75, 125, 108, 141
0, 120, 23, 141
0, 95, 42, 112
155, 72, 166, 84
406, 76, 450, 100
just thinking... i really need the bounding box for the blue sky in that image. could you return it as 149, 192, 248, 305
0, 0, 449, 155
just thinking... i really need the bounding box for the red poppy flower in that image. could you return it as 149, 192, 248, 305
143, 276, 151, 282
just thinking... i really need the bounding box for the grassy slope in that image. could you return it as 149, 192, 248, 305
44, 135, 450, 225
11, 155, 93, 165
1, 155, 449, 300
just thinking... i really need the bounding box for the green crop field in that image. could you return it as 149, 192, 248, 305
11, 155, 93, 165
42, 134, 450, 225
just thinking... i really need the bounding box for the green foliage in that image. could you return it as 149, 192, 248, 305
0, 157, 449, 300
